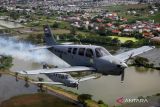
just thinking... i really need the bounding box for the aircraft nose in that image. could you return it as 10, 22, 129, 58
122, 62, 128, 68
117, 62, 128, 69
70, 82, 78, 87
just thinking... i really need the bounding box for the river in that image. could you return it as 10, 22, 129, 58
9, 47, 160, 105
0, 74, 39, 103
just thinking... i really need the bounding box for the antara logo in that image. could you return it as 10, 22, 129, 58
116, 97, 148, 104
116, 97, 124, 104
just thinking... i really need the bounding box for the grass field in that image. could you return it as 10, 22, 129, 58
0, 93, 78, 107
109, 36, 138, 43
106, 4, 148, 12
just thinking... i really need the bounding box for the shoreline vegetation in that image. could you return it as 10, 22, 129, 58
129, 56, 160, 70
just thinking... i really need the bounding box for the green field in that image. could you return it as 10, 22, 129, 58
110, 36, 138, 43
0, 93, 77, 107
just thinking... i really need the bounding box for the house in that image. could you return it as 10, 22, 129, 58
112, 30, 121, 35
151, 37, 160, 44
143, 32, 154, 38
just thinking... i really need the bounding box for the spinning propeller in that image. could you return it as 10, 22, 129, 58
121, 53, 134, 82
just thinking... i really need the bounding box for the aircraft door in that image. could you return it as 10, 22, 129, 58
85, 48, 95, 67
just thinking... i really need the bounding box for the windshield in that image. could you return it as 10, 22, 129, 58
95, 47, 111, 57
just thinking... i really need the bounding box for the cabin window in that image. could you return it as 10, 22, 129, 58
61, 75, 64, 79
72, 48, 77, 54
66, 76, 69, 79
95, 47, 111, 57
78, 48, 85, 56
86, 49, 94, 58
68, 48, 72, 53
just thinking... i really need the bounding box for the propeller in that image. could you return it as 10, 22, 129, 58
125, 52, 134, 63
120, 53, 134, 82
76, 83, 79, 90
121, 70, 125, 82
76, 79, 80, 90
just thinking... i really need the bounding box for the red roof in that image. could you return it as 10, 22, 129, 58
112, 30, 121, 33
106, 23, 112, 27
96, 18, 103, 23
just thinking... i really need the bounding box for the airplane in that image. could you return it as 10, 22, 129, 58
19, 25, 155, 82
35, 73, 96, 89
33, 64, 97, 89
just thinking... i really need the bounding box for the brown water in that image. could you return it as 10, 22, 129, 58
0, 74, 39, 103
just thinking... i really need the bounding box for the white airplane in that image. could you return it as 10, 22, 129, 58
32, 64, 97, 89
34, 72, 96, 89
20, 25, 155, 82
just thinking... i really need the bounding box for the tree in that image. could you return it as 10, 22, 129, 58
133, 56, 149, 66
9, 11, 20, 20
24, 76, 30, 88
111, 38, 121, 46
0, 56, 13, 70
97, 25, 106, 36
52, 22, 59, 28
70, 27, 76, 36
98, 100, 104, 104
15, 72, 19, 81
122, 40, 134, 48
26, 33, 43, 44
78, 94, 92, 103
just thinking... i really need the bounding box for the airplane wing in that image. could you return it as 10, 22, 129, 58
115, 46, 155, 62
19, 66, 96, 75
78, 76, 97, 82
33, 81, 63, 85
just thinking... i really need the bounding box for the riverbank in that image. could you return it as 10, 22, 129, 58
0, 93, 77, 107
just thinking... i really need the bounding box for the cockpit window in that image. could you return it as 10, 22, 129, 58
72, 48, 77, 54
95, 47, 110, 57
86, 48, 94, 58
78, 48, 85, 56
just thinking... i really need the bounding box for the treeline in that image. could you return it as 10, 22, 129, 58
0, 56, 13, 70
58, 33, 157, 48
77, 94, 108, 107
26, 32, 158, 48
131, 56, 160, 70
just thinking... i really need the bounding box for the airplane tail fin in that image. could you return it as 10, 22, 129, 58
43, 25, 57, 45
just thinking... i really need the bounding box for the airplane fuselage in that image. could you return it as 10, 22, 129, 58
46, 73, 78, 87
48, 44, 127, 75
